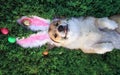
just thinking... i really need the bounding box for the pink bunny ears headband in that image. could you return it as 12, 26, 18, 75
16, 16, 53, 48
17, 16, 50, 31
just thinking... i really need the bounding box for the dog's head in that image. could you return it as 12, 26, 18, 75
48, 18, 69, 43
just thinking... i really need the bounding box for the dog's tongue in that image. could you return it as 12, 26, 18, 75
64, 26, 68, 33
64, 27, 67, 33
64, 26, 68, 38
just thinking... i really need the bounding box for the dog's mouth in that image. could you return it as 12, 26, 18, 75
57, 24, 69, 39
63, 24, 69, 39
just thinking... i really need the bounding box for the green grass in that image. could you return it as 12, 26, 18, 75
0, 0, 120, 75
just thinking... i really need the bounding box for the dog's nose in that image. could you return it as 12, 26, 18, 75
58, 25, 64, 32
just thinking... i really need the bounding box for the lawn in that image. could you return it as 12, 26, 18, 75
0, 0, 120, 75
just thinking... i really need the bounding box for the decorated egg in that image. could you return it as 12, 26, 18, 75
22, 18, 31, 26
0, 28, 9, 35
43, 51, 49, 56
8, 37, 16, 43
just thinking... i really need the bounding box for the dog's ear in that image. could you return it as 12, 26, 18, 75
53, 15, 66, 20
52, 16, 66, 25
59, 16, 66, 19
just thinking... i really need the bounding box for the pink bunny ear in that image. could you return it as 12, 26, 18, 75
16, 31, 50, 48
17, 16, 50, 31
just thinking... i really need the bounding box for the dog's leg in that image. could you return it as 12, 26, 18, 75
82, 42, 114, 54
91, 43, 114, 54
96, 17, 118, 30
110, 15, 120, 33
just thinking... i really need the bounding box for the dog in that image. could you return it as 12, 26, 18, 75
48, 15, 120, 54
17, 15, 120, 54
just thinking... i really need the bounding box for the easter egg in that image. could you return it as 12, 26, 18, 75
43, 51, 49, 56
22, 18, 31, 26
8, 37, 16, 43
0, 28, 9, 35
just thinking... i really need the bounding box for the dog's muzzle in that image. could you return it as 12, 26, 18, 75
58, 25, 69, 39
58, 25, 68, 33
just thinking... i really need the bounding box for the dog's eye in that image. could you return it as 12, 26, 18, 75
54, 33, 58, 38
55, 23, 59, 26
48, 28, 51, 32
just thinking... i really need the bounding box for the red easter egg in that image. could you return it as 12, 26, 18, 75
0, 28, 9, 35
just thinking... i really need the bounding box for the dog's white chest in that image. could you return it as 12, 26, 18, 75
60, 17, 102, 49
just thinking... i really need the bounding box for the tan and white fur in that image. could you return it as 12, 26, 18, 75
48, 15, 120, 54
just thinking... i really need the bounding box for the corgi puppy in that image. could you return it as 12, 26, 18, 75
48, 16, 120, 54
